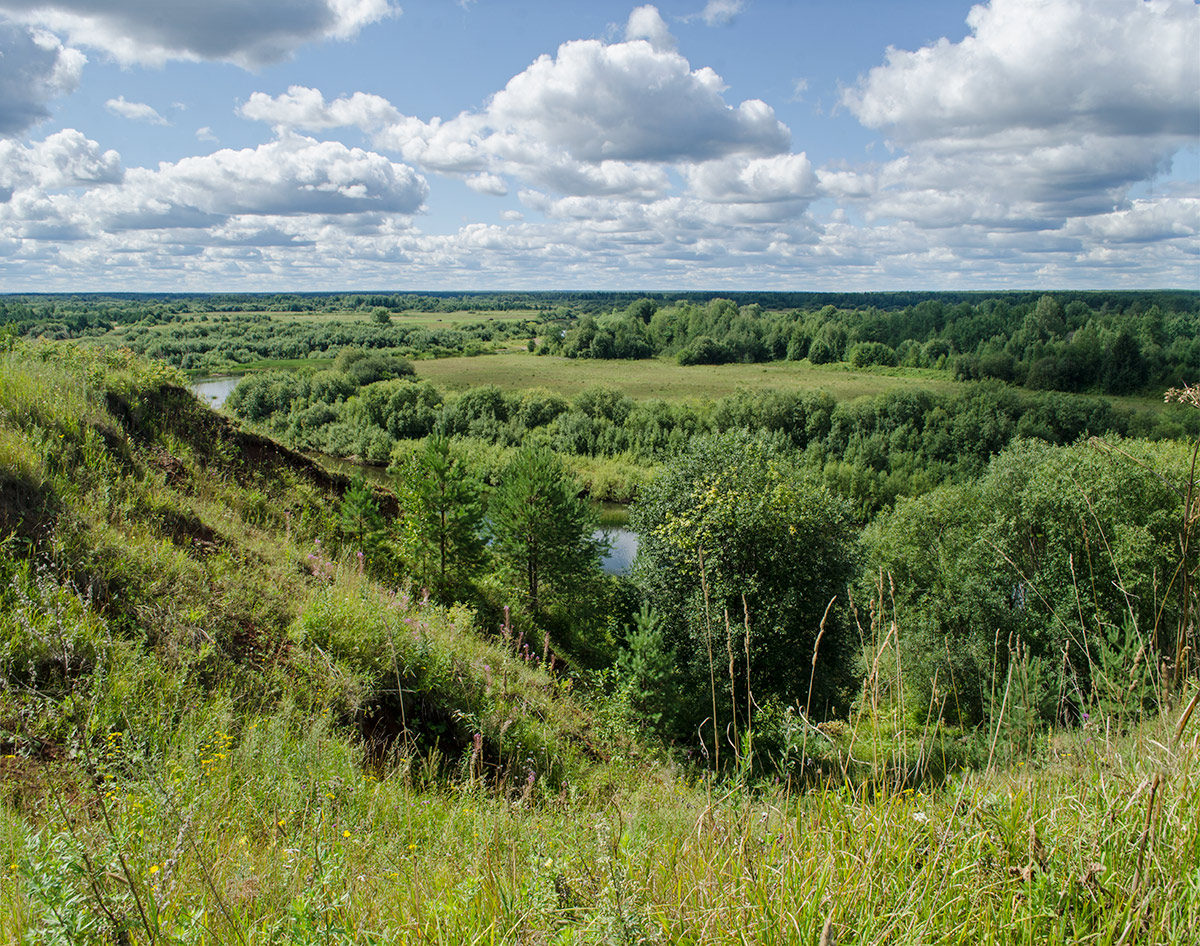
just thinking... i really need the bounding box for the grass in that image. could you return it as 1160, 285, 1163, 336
412, 353, 961, 402
2, 702, 1198, 943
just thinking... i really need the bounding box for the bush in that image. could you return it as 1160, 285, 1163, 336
631, 431, 858, 742
848, 342, 898, 368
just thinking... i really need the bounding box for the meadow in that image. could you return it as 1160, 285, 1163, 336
411, 353, 959, 402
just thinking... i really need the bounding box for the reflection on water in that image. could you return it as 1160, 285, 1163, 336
597, 527, 638, 576
190, 375, 244, 409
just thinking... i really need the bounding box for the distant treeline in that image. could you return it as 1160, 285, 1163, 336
548, 294, 1199, 396
3, 288, 1196, 316
226, 349, 1197, 517
4, 289, 1196, 394
4, 308, 540, 372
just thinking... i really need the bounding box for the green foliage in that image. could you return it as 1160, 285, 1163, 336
614, 604, 676, 735
487, 446, 604, 616
848, 341, 898, 368
338, 474, 385, 558
393, 433, 487, 600
865, 437, 1194, 725
631, 431, 858, 740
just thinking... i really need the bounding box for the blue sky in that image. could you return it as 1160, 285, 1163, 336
0, 0, 1196, 291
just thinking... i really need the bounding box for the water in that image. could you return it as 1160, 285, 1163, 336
190, 375, 244, 409
597, 526, 638, 576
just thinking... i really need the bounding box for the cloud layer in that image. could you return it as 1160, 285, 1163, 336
0, 21, 84, 136
0, 0, 395, 66
841, 0, 1199, 228
0, 0, 1195, 289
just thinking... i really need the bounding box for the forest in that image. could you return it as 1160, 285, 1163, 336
4, 290, 1197, 396
1, 292, 1198, 942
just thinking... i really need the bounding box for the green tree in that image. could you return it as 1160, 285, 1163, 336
396, 434, 486, 599
488, 446, 603, 615
339, 474, 385, 557
864, 437, 1192, 724
630, 431, 857, 737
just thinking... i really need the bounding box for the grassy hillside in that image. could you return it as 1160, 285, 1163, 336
1, 341, 1199, 944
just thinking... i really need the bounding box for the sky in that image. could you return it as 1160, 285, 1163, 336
0, 0, 1196, 292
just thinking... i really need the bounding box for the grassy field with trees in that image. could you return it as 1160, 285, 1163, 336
1, 290, 1198, 942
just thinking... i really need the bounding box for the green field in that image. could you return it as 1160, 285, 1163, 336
238, 309, 544, 327
413, 352, 960, 401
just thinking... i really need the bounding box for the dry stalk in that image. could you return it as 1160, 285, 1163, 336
699, 549, 719, 772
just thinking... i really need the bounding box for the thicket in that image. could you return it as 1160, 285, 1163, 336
225, 353, 1196, 515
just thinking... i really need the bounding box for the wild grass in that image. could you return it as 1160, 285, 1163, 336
412, 353, 961, 402
2, 695, 1198, 944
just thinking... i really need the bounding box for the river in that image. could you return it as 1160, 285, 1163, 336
189, 375, 638, 575
190, 375, 243, 409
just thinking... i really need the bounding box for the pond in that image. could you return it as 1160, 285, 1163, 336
595, 525, 638, 576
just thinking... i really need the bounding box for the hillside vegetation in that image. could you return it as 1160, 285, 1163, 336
1, 341, 1199, 944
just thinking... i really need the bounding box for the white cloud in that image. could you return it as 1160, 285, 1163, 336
195, 126, 218, 143
695, 1, 743, 27
841, 0, 1198, 224
105, 96, 168, 125
0, 21, 84, 136
0, 133, 425, 247
0, 128, 122, 195
465, 172, 508, 196
684, 153, 816, 204
1067, 198, 1199, 245
239, 85, 400, 131
625, 5, 675, 51
829, 0, 1200, 281
140, 134, 428, 220
484, 36, 787, 164
354, 18, 794, 210
845, 0, 1197, 146
0, 0, 397, 67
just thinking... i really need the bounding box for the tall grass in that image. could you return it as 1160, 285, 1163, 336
2, 693, 1198, 944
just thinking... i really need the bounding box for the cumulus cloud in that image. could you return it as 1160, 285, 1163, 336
1067, 198, 1200, 245
0, 128, 122, 195
0, 21, 85, 136
845, 0, 1198, 145
239, 85, 400, 131
351, 5, 793, 209
0, 133, 425, 246
465, 173, 508, 196
624, 5, 675, 51
684, 153, 816, 204
0, 0, 396, 67
137, 134, 427, 220
484, 35, 787, 164
105, 96, 168, 125
841, 0, 1199, 229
